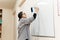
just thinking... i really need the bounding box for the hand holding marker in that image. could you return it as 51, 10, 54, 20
31, 7, 39, 13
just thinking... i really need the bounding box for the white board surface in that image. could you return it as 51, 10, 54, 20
31, 0, 55, 37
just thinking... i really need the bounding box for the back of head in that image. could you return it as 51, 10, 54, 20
18, 11, 23, 21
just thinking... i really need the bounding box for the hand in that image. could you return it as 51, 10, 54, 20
34, 7, 39, 13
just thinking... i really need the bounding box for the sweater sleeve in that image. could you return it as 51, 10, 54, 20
21, 13, 37, 24
33, 13, 37, 19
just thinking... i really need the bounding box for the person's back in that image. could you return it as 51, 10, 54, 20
18, 16, 36, 40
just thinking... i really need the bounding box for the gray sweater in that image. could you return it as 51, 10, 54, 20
18, 13, 37, 40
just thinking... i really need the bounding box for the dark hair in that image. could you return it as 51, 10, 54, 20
18, 11, 23, 21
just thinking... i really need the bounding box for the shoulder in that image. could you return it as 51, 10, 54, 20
18, 18, 25, 24
19, 18, 27, 22
21, 18, 27, 21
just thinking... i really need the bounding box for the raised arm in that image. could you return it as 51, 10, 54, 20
21, 13, 37, 24
22, 7, 39, 24
19, 0, 26, 7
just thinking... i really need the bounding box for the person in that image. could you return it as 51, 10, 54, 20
18, 7, 39, 40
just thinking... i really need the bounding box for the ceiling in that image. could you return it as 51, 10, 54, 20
0, 0, 16, 9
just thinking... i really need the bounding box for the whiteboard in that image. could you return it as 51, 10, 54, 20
31, 0, 55, 38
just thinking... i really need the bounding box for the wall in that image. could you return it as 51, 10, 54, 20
1, 8, 15, 40
0, 0, 16, 9
0, 0, 59, 40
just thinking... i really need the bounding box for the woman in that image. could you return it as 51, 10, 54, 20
18, 7, 39, 40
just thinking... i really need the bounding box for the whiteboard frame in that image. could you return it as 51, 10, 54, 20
31, 0, 55, 38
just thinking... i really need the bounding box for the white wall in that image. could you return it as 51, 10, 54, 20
15, 0, 60, 40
